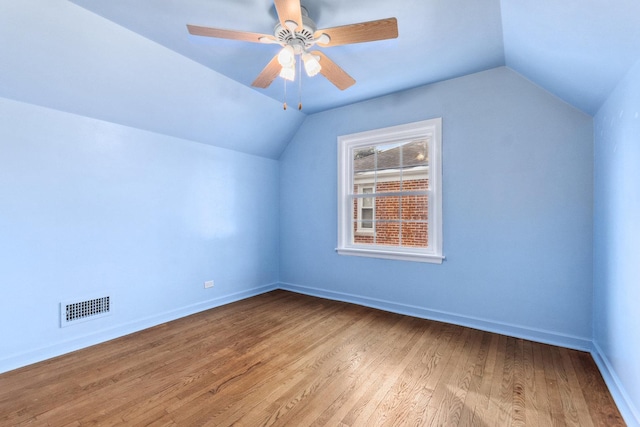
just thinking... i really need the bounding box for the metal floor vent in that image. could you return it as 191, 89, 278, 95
60, 296, 110, 327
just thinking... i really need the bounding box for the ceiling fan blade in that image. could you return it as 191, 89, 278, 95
311, 51, 355, 91
314, 17, 398, 47
252, 54, 282, 89
274, 0, 303, 31
187, 24, 277, 44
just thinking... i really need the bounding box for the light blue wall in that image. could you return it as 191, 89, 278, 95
0, 97, 280, 373
280, 67, 594, 349
0, 0, 305, 160
593, 58, 640, 426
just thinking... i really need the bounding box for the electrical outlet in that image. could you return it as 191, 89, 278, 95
204, 280, 214, 289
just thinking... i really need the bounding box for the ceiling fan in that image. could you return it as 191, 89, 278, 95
187, 0, 398, 96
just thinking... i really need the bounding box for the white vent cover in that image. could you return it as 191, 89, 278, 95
60, 296, 110, 327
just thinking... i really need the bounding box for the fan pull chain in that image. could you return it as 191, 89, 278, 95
283, 78, 287, 110
298, 58, 303, 110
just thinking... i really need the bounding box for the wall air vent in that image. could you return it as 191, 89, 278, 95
60, 296, 110, 327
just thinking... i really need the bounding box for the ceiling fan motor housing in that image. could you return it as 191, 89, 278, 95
274, 8, 317, 51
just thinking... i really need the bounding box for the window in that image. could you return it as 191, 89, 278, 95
337, 118, 443, 263
356, 186, 374, 233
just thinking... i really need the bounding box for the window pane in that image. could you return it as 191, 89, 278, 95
353, 221, 375, 244
402, 139, 429, 168
351, 198, 358, 237
374, 140, 429, 193
361, 208, 373, 227
402, 177, 429, 191
401, 195, 428, 221
401, 138, 429, 191
375, 143, 402, 170
401, 221, 428, 247
375, 195, 400, 246
353, 146, 376, 173
351, 193, 429, 249
352, 197, 357, 220
375, 180, 400, 194
375, 143, 403, 194
375, 195, 400, 219
374, 221, 400, 246
362, 187, 373, 208
353, 194, 374, 244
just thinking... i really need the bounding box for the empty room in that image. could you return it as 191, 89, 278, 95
1, 0, 638, 425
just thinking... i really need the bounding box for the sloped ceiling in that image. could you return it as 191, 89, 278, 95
68, 0, 640, 116
501, 0, 640, 115
0, 0, 306, 159
69, 0, 506, 114
2, 1, 640, 158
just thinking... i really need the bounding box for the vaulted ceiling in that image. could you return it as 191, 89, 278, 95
68, 0, 640, 115
2, 1, 640, 158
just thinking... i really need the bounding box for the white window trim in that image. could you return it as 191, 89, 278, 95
337, 118, 444, 264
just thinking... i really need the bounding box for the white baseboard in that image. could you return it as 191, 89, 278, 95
278, 282, 592, 351
591, 342, 640, 427
0, 283, 278, 375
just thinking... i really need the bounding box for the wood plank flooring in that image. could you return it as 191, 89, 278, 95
0, 290, 625, 426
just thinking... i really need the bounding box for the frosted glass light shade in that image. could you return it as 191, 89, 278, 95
277, 46, 295, 67
279, 64, 295, 81
303, 53, 321, 77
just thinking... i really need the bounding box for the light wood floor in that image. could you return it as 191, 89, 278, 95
0, 290, 624, 426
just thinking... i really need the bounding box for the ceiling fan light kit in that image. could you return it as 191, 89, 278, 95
279, 63, 296, 82
277, 45, 296, 67
302, 52, 321, 77
187, 0, 398, 109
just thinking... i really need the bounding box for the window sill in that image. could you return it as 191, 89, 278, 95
336, 247, 444, 264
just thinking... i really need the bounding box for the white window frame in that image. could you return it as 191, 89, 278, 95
337, 118, 443, 264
